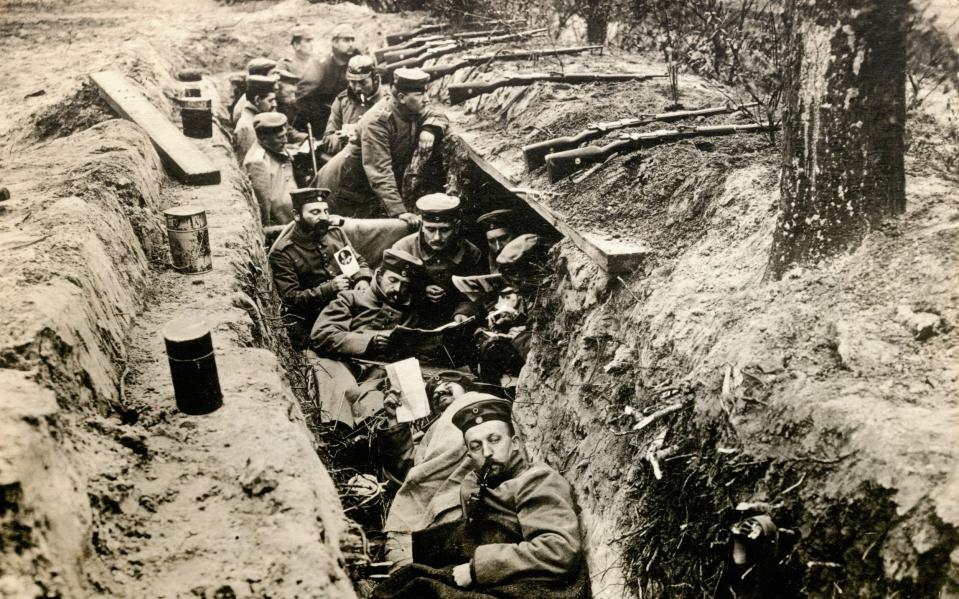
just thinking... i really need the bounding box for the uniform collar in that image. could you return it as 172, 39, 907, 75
417, 233, 466, 263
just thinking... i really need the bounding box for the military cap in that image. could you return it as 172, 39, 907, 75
426, 370, 474, 400
452, 397, 513, 433
276, 69, 301, 84
346, 55, 376, 81
381, 248, 423, 280
247, 57, 278, 76
393, 68, 430, 94
252, 111, 287, 134
291, 26, 314, 44
331, 23, 357, 40
477, 209, 514, 234
416, 193, 461, 223
246, 74, 278, 97
290, 187, 330, 211
495, 233, 545, 270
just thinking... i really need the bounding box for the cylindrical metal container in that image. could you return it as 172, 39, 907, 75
180, 97, 212, 138
177, 70, 204, 99
163, 317, 223, 415
163, 205, 213, 274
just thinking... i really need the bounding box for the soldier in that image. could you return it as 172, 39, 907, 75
316, 68, 447, 221
275, 69, 306, 143
279, 26, 315, 78
243, 112, 296, 228
475, 209, 517, 274
321, 55, 385, 155
392, 194, 483, 328
308, 249, 424, 427
474, 234, 549, 384
234, 75, 279, 158
372, 397, 589, 599
295, 23, 361, 135
232, 57, 278, 125
269, 187, 372, 350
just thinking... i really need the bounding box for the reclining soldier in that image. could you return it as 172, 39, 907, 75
269, 187, 371, 350
308, 248, 423, 427
372, 397, 590, 599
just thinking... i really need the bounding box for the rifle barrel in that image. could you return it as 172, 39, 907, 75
545, 122, 777, 181
423, 45, 603, 81
448, 72, 665, 105
522, 103, 758, 170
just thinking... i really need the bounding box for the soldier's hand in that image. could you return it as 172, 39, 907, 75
453, 313, 470, 323
331, 275, 351, 292
398, 212, 421, 229
425, 285, 447, 302
452, 563, 472, 587
353, 279, 370, 293
370, 334, 391, 353
418, 130, 436, 153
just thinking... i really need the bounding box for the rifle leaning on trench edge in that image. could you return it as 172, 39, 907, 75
544, 122, 781, 182
375, 27, 531, 63
379, 28, 549, 68
422, 45, 604, 82
447, 72, 668, 105
522, 102, 760, 170
384, 18, 527, 46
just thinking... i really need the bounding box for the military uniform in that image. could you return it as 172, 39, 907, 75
295, 50, 358, 134
234, 75, 277, 158
232, 59, 277, 125
242, 112, 296, 226
373, 398, 589, 599
316, 68, 448, 218
391, 194, 483, 327
309, 249, 423, 427
476, 209, 517, 275
269, 188, 371, 350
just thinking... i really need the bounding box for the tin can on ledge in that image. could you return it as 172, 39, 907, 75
180, 97, 213, 138
163, 205, 213, 274
163, 317, 223, 415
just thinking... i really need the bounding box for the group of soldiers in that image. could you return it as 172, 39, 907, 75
227, 21, 588, 599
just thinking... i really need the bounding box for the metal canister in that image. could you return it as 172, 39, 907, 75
180, 97, 213, 139
163, 317, 223, 415
177, 69, 203, 98
163, 205, 213, 274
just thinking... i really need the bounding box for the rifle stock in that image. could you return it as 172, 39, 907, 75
423, 45, 603, 81
522, 103, 759, 170
545, 122, 778, 182
374, 35, 450, 62
448, 72, 666, 105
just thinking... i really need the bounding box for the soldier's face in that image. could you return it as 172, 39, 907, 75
297, 201, 331, 232
294, 38, 314, 56
398, 91, 427, 114
486, 229, 513, 258
431, 381, 465, 412
332, 35, 356, 56
379, 270, 411, 304
421, 221, 456, 252
255, 92, 277, 113
464, 420, 517, 476
259, 126, 287, 153
348, 77, 375, 97
277, 82, 296, 104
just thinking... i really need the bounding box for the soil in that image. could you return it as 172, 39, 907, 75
0, 1, 422, 597
439, 22, 959, 599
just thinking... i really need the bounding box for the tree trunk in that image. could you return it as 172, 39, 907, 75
766, 0, 908, 280
583, 0, 609, 44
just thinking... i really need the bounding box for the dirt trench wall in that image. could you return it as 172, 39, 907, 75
513, 161, 959, 597
0, 44, 354, 598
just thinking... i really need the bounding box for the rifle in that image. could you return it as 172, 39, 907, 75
448, 71, 667, 105
306, 123, 319, 182
422, 45, 603, 81
522, 102, 759, 170
545, 122, 780, 182
386, 24, 447, 46
381, 44, 462, 82
381, 38, 457, 65
374, 35, 449, 63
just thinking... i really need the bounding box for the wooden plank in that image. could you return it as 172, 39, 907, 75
462, 142, 649, 274
91, 70, 220, 185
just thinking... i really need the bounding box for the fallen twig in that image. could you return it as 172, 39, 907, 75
615, 401, 689, 435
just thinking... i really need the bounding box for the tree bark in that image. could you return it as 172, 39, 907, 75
766, 0, 908, 280
583, 0, 609, 44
